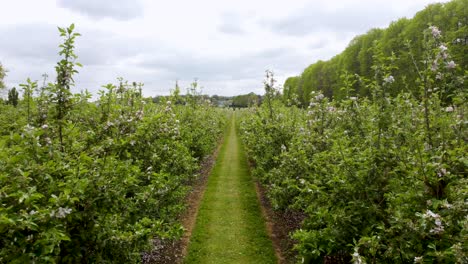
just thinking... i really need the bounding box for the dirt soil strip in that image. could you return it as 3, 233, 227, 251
254, 181, 284, 263
142, 138, 223, 264
254, 180, 306, 264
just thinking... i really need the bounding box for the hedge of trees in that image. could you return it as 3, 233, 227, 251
283, 0, 467, 105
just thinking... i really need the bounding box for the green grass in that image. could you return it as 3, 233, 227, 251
185, 114, 276, 264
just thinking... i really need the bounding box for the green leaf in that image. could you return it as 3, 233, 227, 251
68, 23, 75, 34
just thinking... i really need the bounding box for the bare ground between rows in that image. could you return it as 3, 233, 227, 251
142, 138, 223, 264
254, 180, 306, 264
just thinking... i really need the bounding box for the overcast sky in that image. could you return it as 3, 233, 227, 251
0, 0, 449, 97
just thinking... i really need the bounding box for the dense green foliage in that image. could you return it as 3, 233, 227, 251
230, 93, 261, 108
0, 62, 6, 90
240, 25, 467, 263
0, 25, 226, 263
1, 2, 466, 262
283, 0, 467, 105
7, 87, 19, 107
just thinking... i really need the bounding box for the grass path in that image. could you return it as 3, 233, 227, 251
185, 113, 277, 264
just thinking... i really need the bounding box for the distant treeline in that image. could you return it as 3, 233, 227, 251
230, 92, 261, 108
283, 0, 467, 106
151, 92, 261, 108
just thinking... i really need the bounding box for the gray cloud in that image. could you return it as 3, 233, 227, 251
57, 0, 144, 20
0, 24, 60, 63
308, 39, 329, 50
0, 22, 305, 96
0, 24, 60, 87
0, 23, 148, 68
137, 47, 308, 82
0, 22, 328, 97
219, 23, 245, 35
0, 23, 153, 92
218, 13, 246, 35
263, 3, 401, 36
77, 31, 151, 66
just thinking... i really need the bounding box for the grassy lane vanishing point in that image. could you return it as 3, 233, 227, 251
185, 113, 277, 264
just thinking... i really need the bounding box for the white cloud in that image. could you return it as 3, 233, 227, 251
57, 0, 144, 20
262, 0, 451, 36
0, 0, 450, 97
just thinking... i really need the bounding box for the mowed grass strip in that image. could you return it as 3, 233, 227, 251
185, 114, 276, 264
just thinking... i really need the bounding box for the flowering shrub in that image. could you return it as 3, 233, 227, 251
240, 26, 467, 263
0, 25, 226, 263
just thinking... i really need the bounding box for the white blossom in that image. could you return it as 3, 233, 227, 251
430, 225, 444, 234
384, 75, 395, 84
105, 121, 113, 129
23, 124, 35, 135
315, 94, 324, 101
445, 106, 454, 112
135, 110, 144, 119
423, 210, 440, 219
352, 252, 363, 264
442, 201, 453, 209
281, 144, 286, 152
56, 207, 72, 218
439, 168, 448, 176
414, 256, 423, 263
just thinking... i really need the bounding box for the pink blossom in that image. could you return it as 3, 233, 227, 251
446, 61, 456, 69
429, 26, 441, 38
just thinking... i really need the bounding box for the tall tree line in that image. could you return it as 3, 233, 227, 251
283, 0, 467, 105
